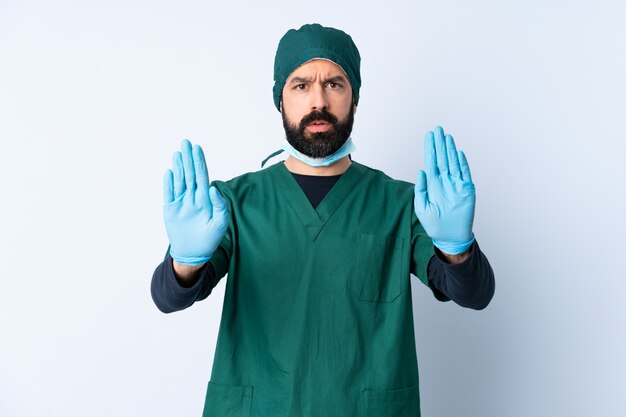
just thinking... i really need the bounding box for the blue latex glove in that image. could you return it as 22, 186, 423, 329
414, 126, 476, 255
163, 139, 229, 265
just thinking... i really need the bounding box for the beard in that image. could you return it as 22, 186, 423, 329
282, 105, 355, 159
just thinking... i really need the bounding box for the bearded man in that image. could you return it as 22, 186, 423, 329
151, 23, 495, 417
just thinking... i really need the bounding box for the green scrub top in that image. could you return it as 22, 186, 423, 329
202, 159, 435, 417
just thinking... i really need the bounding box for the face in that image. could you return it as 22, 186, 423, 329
281, 59, 356, 158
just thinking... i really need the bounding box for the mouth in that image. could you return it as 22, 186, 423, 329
306, 120, 331, 133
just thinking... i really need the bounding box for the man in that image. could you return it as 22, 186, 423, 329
151, 23, 494, 417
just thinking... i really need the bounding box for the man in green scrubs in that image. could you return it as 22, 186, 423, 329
152, 23, 495, 417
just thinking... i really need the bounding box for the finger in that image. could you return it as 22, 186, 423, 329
181, 139, 196, 191
163, 169, 174, 204
434, 126, 449, 175
446, 134, 461, 179
413, 169, 429, 213
193, 144, 210, 202
458, 151, 473, 183
424, 130, 437, 176
172, 151, 185, 199
209, 186, 228, 223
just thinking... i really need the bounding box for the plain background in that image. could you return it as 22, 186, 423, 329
1, 1, 625, 416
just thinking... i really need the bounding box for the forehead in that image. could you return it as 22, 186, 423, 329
287, 58, 348, 81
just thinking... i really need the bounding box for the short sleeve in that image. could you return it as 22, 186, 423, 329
409, 208, 435, 286
208, 179, 234, 279
207, 233, 232, 279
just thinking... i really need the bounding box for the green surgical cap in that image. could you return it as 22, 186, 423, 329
273, 23, 361, 112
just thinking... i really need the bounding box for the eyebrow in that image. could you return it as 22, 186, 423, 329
288, 75, 348, 85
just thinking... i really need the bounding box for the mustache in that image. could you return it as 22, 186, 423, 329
299, 109, 338, 129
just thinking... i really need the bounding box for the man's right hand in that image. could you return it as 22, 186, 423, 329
163, 139, 229, 266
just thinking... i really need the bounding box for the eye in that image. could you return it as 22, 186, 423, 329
295, 84, 306, 90
327, 81, 342, 89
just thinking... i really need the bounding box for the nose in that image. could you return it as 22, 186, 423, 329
309, 84, 329, 111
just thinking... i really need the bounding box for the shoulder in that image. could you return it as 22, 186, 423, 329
210, 163, 276, 200
353, 161, 414, 198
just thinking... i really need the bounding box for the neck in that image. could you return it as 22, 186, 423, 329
284, 155, 351, 176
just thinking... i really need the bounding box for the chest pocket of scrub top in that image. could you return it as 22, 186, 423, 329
202, 381, 253, 417
359, 385, 420, 417
353, 233, 405, 303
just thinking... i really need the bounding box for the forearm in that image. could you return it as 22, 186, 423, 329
427, 240, 495, 310
438, 249, 471, 265
173, 260, 205, 286
150, 255, 217, 313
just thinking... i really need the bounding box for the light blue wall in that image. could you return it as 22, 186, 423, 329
1, 1, 624, 416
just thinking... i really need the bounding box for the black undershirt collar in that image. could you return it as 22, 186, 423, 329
289, 171, 343, 210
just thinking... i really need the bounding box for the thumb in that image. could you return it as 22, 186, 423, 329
209, 186, 228, 222
414, 170, 428, 214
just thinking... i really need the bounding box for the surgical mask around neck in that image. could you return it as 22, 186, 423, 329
281, 137, 356, 167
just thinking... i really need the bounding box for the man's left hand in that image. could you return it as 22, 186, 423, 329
414, 126, 476, 255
